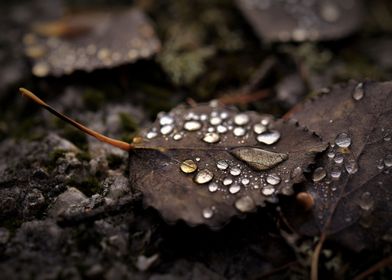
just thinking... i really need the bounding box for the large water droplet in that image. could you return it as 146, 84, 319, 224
359, 192, 374, 211
160, 115, 174, 126
202, 207, 214, 219
216, 160, 229, 170
231, 147, 288, 171
352, 82, 364, 101
313, 167, 326, 182
210, 117, 222, 126
330, 167, 342, 179
160, 125, 173, 135
256, 130, 280, 145
345, 159, 358, 174
234, 196, 255, 212
384, 154, 392, 167
208, 182, 218, 193
266, 173, 281, 185
335, 133, 351, 148
203, 132, 220, 143
194, 169, 213, 184
173, 133, 183, 141
184, 121, 202, 131
233, 127, 246, 137
253, 123, 267, 134
229, 184, 241, 194
234, 113, 250, 126
230, 167, 241, 176
223, 178, 233, 186
241, 178, 250, 185
180, 159, 197, 174
146, 131, 158, 139
334, 153, 344, 164
261, 185, 275, 196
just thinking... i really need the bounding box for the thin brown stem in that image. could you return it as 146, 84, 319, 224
353, 256, 392, 280
311, 233, 326, 280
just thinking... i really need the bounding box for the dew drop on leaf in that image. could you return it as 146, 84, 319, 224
253, 123, 267, 134
335, 132, 351, 148
261, 185, 275, 196
266, 173, 281, 185
230, 167, 241, 176
234, 113, 250, 126
229, 184, 241, 194
160, 125, 174, 135
233, 127, 246, 137
180, 159, 197, 174
241, 178, 250, 185
330, 166, 342, 179
208, 182, 218, 193
202, 207, 214, 219
345, 159, 358, 174
352, 82, 365, 101
358, 192, 374, 211
234, 196, 255, 212
217, 125, 228, 133
209, 117, 222, 126
384, 154, 392, 167
159, 115, 174, 125
146, 131, 158, 139
313, 167, 327, 182
334, 153, 344, 164
203, 132, 220, 143
184, 121, 202, 131
216, 160, 229, 170
256, 130, 281, 145
194, 169, 213, 184
223, 178, 233, 186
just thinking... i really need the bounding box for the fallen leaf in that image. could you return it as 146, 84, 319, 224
129, 103, 325, 228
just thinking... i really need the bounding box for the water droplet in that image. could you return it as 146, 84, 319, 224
216, 160, 229, 170
223, 178, 233, 186
261, 186, 275, 196
313, 167, 326, 182
160, 115, 174, 126
234, 196, 255, 212
359, 192, 374, 211
208, 182, 218, 193
266, 173, 281, 185
334, 153, 344, 164
195, 157, 201, 162
330, 167, 342, 179
200, 114, 208, 121
345, 159, 358, 174
194, 169, 213, 184
241, 178, 250, 185
146, 131, 158, 139
217, 125, 228, 133
291, 166, 303, 179
327, 151, 335, 159
234, 113, 250, 126
173, 133, 183, 141
160, 125, 173, 135
233, 127, 246, 137
180, 159, 197, 174
260, 116, 271, 126
220, 112, 229, 119
202, 207, 214, 219
384, 134, 391, 142
384, 154, 392, 167
231, 147, 288, 171
256, 130, 280, 145
253, 123, 267, 134
229, 184, 241, 194
335, 133, 351, 148
230, 167, 241, 176
203, 132, 220, 143
210, 117, 222, 126
352, 82, 364, 101
184, 121, 202, 131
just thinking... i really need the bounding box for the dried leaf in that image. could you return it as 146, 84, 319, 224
284, 81, 392, 250
129, 103, 325, 228
23, 8, 160, 77
236, 0, 363, 42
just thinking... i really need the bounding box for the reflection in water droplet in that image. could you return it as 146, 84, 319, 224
266, 173, 281, 185
180, 159, 197, 174
233, 127, 246, 137
234, 113, 250, 126
160, 115, 174, 126
257, 130, 280, 145
253, 123, 267, 134
352, 82, 364, 101
194, 169, 213, 184
217, 125, 228, 133
203, 132, 220, 143
345, 159, 358, 174
230, 167, 241, 176
335, 133, 351, 148
208, 182, 218, 192
330, 167, 342, 179
202, 207, 214, 219
210, 117, 222, 125
223, 178, 233, 186
313, 167, 326, 182
334, 153, 344, 164
234, 196, 255, 212
160, 125, 173, 135
229, 184, 241, 194
261, 186, 275, 196
146, 131, 157, 139
184, 121, 202, 131
359, 192, 374, 211
384, 154, 392, 167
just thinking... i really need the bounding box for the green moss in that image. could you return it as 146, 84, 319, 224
76, 151, 91, 162
107, 154, 124, 170
67, 176, 102, 196
47, 149, 67, 171
119, 112, 139, 133
61, 126, 88, 150
82, 88, 106, 112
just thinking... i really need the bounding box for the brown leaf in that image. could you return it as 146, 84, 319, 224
129, 103, 325, 228
23, 8, 160, 77
284, 81, 392, 250
235, 0, 363, 42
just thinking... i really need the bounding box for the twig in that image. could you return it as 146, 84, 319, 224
311, 233, 326, 280
353, 256, 392, 280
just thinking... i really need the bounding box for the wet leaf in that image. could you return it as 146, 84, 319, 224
23, 8, 160, 77
129, 103, 325, 228
284, 81, 392, 250
235, 0, 363, 42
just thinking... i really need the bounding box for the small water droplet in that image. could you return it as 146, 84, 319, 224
266, 173, 281, 185
359, 192, 374, 211
234, 113, 250, 126
313, 167, 326, 182
241, 178, 250, 185
384, 134, 391, 142
233, 127, 246, 137
160, 125, 173, 135
173, 133, 183, 141
220, 112, 229, 119
217, 160, 229, 170
334, 153, 344, 164
208, 182, 218, 192
203, 132, 220, 143
352, 82, 364, 101
210, 117, 222, 126
261, 185, 275, 196
217, 125, 228, 133
229, 184, 241, 194
180, 159, 197, 174
330, 167, 342, 179
160, 115, 174, 126
253, 123, 267, 134
291, 166, 303, 179
377, 159, 384, 170
234, 196, 255, 212
195, 157, 201, 162
345, 159, 358, 174
194, 169, 213, 184
202, 207, 214, 219
327, 151, 335, 159
146, 131, 157, 139
384, 154, 392, 167
200, 114, 208, 121
335, 133, 351, 148
256, 130, 280, 145
260, 116, 271, 126
223, 178, 233, 186
230, 167, 241, 176
184, 121, 202, 131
